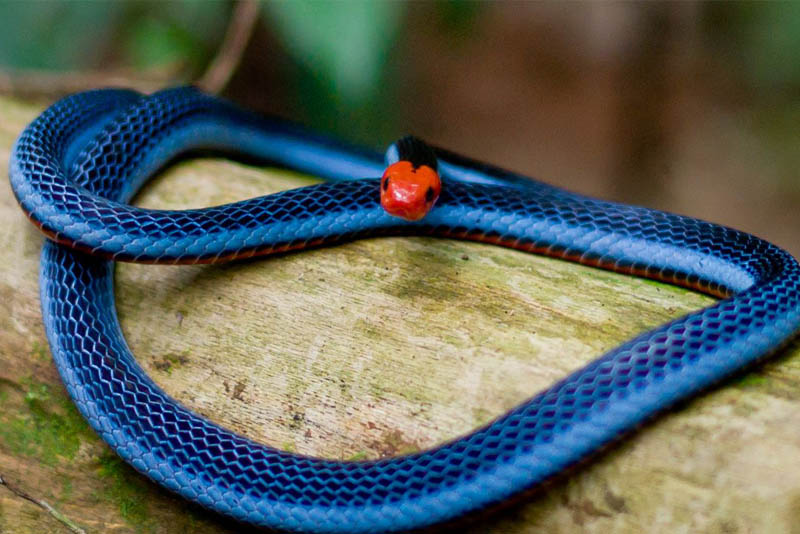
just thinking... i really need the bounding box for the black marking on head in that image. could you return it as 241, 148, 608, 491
425, 186, 435, 203
382, 177, 390, 191
394, 135, 438, 171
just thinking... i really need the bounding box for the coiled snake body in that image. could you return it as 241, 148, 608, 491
9, 87, 800, 533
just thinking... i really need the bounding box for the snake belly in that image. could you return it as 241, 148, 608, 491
9, 87, 800, 533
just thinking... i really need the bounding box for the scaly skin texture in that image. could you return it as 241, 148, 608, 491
8, 87, 800, 533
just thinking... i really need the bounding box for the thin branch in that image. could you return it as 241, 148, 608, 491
197, 0, 260, 94
0, 473, 87, 534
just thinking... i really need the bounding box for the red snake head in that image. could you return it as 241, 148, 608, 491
380, 160, 442, 221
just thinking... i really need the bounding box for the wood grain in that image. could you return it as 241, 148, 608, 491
1, 96, 799, 534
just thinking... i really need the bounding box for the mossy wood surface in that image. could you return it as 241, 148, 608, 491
1, 96, 799, 534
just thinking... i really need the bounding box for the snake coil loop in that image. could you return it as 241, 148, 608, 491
9, 87, 800, 533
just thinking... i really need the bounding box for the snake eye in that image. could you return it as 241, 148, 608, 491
425, 186, 435, 203
383, 177, 390, 191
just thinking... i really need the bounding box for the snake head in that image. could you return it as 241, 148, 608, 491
380, 136, 442, 222
380, 161, 441, 221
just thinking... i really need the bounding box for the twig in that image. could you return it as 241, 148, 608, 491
197, 0, 260, 94
0, 473, 87, 534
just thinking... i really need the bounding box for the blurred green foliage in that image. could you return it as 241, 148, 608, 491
122, 2, 229, 71
704, 1, 800, 89
0, 1, 121, 71
263, 1, 402, 104
0, 1, 228, 74
0, 0, 407, 101
262, 0, 405, 145
703, 2, 800, 190
0, 0, 412, 145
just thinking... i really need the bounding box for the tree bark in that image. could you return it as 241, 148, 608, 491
1, 96, 799, 534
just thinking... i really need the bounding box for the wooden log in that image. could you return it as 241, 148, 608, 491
1, 95, 799, 534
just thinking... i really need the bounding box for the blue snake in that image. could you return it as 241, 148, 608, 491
9, 87, 800, 533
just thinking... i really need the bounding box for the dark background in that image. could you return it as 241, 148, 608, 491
2, 1, 798, 256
